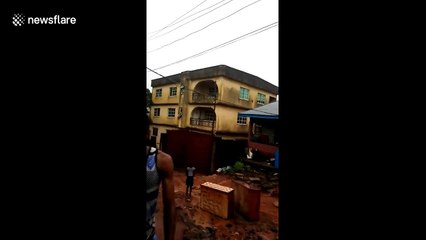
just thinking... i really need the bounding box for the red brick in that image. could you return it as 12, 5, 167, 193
233, 180, 261, 221
200, 182, 234, 219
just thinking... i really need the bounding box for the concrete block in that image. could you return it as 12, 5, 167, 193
200, 182, 234, 219
233, 180, 261, 221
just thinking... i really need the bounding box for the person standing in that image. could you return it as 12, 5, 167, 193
146, 114, 176, 240
186, 166, 196, 199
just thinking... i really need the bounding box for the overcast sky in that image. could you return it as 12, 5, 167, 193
146, 0, 278, 90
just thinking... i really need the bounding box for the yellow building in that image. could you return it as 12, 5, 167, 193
149, 65, 278, 149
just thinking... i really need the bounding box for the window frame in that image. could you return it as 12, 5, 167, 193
155, 89, 162, 97
169, 87, 177, 97
205, 112, 215, 121
257, 93, 266, 105
168, 108, 176, 118
239, 87, 249, 101
153, 108, 160, 117
237, 116, 247, 125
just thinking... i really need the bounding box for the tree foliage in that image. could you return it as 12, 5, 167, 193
146, 88, 152, 108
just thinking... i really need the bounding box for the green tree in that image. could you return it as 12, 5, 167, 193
146, 88, 152, 108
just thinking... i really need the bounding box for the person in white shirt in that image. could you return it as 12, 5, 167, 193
186, 166, 196, 199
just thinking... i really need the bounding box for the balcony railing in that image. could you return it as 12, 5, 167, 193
190, 118, 215, 127
192, 93, 217, 103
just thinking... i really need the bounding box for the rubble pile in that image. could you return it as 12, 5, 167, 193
225, 170, 279, 192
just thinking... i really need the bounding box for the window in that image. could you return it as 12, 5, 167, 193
169, 87, 177, 96
155, 89, 162, 97
237, 116, 247, 125
205, 112, 215, 121
208, 87, 217, 97
152, 127, 158, 136
269, 96, 277, 103
168, 108, 176, 118
154, 108, 160, 117
253, 123, 262, 135
257, 93, 266, 105
239, 87, 249, 101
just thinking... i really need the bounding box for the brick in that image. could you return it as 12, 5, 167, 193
233, 180, 261, 221
200, 182, 234, 219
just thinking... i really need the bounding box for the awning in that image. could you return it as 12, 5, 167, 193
238, 101, 279, 119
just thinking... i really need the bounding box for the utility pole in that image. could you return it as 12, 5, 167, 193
211, 94, 217, 135
211, 80, 218, 136
210, 81, 217, 174
179, 72, 189, 129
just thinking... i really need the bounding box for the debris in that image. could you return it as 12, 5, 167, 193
270, 225, 279, 233
268, 176, 279, 181
161, 170, 278, 240
273, 201, 279, 207
201, 229, 212, 238
269, 188, 279, 197
249, 177, 261, 182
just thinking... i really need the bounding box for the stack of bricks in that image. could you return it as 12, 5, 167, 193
200, 182, 234, 219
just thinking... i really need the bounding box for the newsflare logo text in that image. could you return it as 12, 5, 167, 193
12, 13, 77, 27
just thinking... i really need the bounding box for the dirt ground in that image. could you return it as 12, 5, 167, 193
154, 169, 279, 240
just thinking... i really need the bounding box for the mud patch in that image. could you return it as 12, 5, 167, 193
155, 169, 279, 240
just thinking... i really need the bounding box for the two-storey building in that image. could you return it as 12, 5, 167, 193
150, 65, 278, 146
149, 65, 278, 173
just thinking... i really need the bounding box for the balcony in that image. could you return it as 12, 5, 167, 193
190, 118, 215, 127
192, 93, 217, 104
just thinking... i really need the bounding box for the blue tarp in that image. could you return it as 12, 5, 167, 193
274, 150, 279, 169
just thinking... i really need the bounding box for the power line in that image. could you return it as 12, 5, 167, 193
146, 66, 169, 79
148, 0, 262, 53
148, 0, 208, 39
151, 21, 278, 71
149, 0, 228, 38
149, 0, 233, 41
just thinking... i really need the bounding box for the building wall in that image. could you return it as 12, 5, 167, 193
214, 105, 249, 134
150, 81, 180, 146
150, 105, 179, 126
215, 77, 277, 109
183, 76, 276, 135
150, 124, 179, 149
152, 83, 181, 105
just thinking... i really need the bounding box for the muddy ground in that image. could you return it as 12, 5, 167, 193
154, 169, 279, 240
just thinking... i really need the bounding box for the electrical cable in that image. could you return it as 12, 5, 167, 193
151, 21, 278, 71
148, 0, 208, 38
148, 0, 262, 53
149, 0, 234, 40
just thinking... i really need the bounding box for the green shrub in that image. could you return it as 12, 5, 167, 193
233, 161, 244, 172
